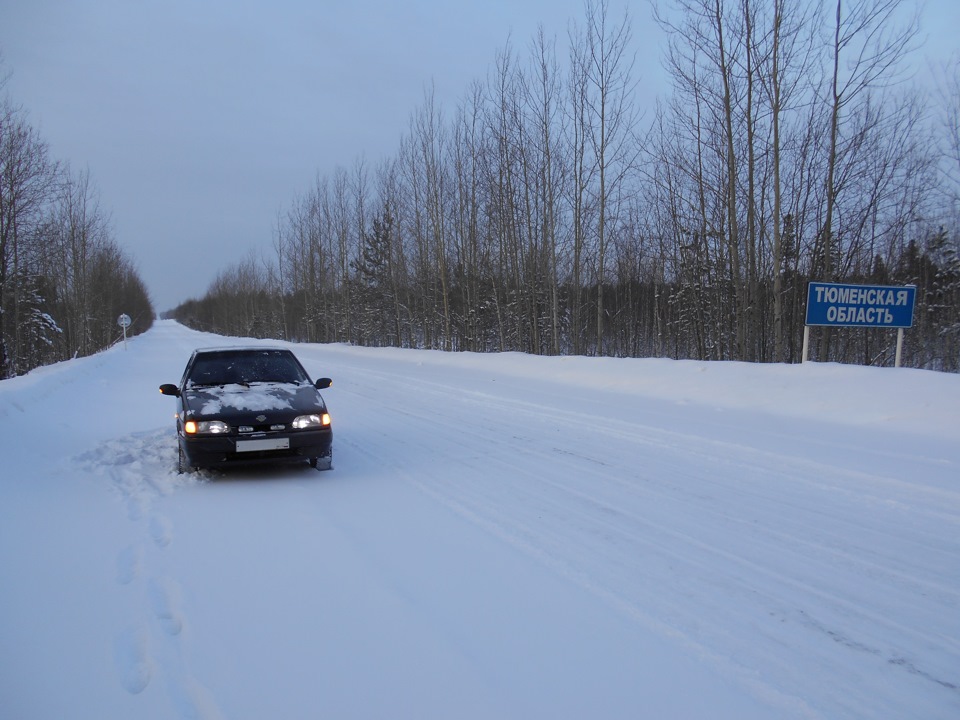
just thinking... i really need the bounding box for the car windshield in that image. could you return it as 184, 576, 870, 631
186, 350, 309, 387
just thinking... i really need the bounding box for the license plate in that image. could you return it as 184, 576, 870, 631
236, 438, 290, 452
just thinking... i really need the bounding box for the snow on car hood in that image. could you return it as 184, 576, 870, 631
185, 382, 311, 416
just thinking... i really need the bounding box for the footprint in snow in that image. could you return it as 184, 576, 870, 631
114, 626, 153, 694
149, 514, 173, 548
148, 577, 184, 637
116, 545, 143, 585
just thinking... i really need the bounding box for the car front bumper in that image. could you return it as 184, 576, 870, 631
179, 427, 332, 469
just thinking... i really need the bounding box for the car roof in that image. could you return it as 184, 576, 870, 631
192, 346, 291, 354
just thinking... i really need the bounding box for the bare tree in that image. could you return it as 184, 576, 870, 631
48, 167, 116, 358
753, 0, 819, 360
934, 54, 960, 213
817, 0, 919, 281
523, 27, 566, 354
566, 14, 594, 355
413, 87, 453, 350
450, 80, 488, 351
577, 0, 639, 354
0, 98, 58, 376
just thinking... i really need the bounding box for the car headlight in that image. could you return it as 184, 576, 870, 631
184, 420, 231, 435
293, 413, 331, 429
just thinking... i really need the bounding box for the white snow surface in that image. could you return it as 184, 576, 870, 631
1, 320, 958, 720
194, 384, 300, 415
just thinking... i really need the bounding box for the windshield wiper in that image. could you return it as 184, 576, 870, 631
189, 379, 249, 388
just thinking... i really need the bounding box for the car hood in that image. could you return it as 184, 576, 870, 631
182, 383, 325, 422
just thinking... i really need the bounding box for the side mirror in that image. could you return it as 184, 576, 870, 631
315, 378, 332, 390
159, 383, 180, 397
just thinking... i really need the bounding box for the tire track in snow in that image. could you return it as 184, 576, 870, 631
347, 366, 960, 606
334, 365, 960, 719
80, 429, 224, 720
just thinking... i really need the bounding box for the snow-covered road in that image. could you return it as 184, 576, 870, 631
1, 321, 958, 719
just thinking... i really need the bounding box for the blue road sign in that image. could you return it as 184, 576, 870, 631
805, 282, 916, 328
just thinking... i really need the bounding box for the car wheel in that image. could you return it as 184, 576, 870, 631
177, 444, 193, 475
309, 454, 333, 471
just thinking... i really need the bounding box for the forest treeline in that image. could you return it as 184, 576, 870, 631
171, 0, 960, 370
1, 73, 153, 379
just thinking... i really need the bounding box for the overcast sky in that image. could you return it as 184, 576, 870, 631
1, 0, 957, 312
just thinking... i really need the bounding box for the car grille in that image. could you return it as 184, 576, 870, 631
238, 423, 287, 434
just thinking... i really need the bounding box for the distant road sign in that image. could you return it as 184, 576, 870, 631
117, 313, 132, 329
805, 282, 916, 329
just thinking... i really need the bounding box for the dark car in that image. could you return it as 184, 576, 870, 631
160, 347, 333, 473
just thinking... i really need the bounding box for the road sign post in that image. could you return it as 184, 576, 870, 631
803, 282, 916, 367
117, 313, 132, 350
